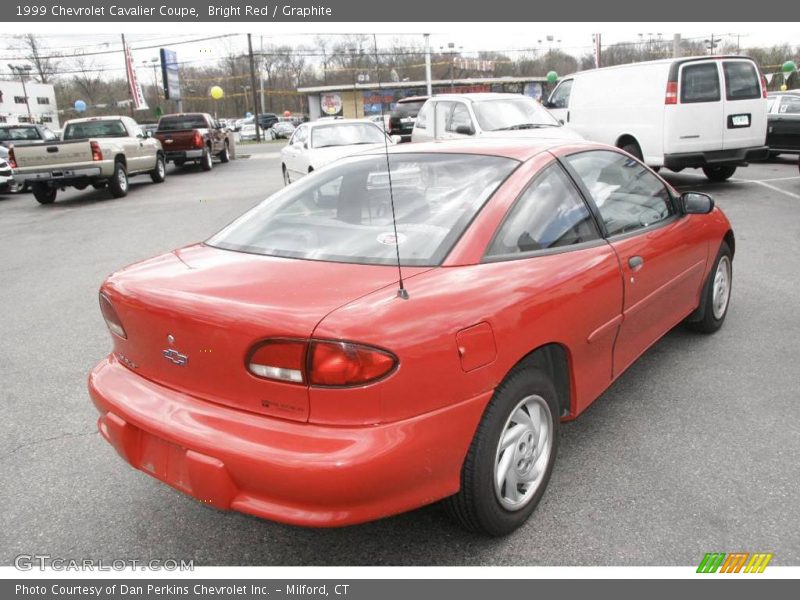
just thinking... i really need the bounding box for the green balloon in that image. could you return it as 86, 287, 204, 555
546, 71, 558, 83
782, 61, 797, 73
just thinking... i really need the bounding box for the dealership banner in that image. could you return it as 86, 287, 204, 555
1, 0, 792, 22
124, 42, 148, 111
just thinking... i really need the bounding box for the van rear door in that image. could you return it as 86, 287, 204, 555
666, 60, 724, 155
720, 58, 767, 150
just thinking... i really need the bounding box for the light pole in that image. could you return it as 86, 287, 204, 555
141, 58, 160, 106
8, 63, 33, 123
440, 43, 463, 92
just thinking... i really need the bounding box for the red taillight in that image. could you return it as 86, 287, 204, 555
8, 146, 17, 169
247, 339, 398, 387
192, 131, 203, 149
309, 341, 397, 387
761, 74, 768, 98
90, 141, 103, 161
665, 80, 678, 105
99, 293, 126, 339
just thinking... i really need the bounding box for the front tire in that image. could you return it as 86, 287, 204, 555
201, 146, 213, 171
150, 154, 166, 183
219, 142, 230, 163
108, 161, 129, 198
702, 166, 736, 181
32, 183, 56, 204
687, 241, 732, 334
445, 368, 559, 536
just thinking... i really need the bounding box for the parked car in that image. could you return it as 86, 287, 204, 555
280, 119, 395, 185
0, 124, 59, 192
411, 93, 582, 144
258, 113, 279, 130
271, 120, 296, 139
154, 113, 230, 171
766, 91, 800, 156
0, 157, 13, 193
389, 96, 428, 142
9, 116, 165, 204
89, 139, 734, 535
239, 123, 257, 141
544, 55, 769, 181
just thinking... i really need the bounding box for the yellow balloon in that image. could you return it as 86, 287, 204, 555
781, 84, 788, 92
210, 86, 224, 100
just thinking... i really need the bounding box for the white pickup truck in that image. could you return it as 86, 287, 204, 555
9, 116, 166, 204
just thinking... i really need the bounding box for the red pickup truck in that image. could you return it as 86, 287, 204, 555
154, 113, 230, 171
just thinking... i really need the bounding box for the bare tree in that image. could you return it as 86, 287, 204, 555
14, 34, 60, 83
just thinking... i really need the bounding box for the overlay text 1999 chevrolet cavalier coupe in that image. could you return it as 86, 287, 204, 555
89, 139, 734, 536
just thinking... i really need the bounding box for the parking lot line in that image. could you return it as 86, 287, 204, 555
746, 180, 800, 199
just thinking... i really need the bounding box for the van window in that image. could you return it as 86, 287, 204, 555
549, 80, 572, 109
486, 163, 599, 257
723, 61, 761, 101
680, 63, 720, 104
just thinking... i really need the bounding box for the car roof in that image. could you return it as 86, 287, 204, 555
64, 116, 127, 124
396, 96, 429, 103
356, 137, 585, 162
429, 92, 534, 102
306, 118, 381, 129
768, 91, 800, 96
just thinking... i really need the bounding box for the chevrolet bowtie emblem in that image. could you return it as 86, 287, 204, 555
162, 348, 188, 366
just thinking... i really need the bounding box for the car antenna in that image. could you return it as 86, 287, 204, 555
372, 34, 409, 300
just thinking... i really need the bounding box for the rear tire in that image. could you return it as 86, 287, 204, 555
702, 166, 736, 182
219, 142, 230, 163
282, 165, 290, 186
445, 368, 559, 536
108, 161, 129, 198
201, 146, 213, 171
150, 154, 166, 183
32, 183, 56, 204
621, 140, 643, 161
687, 242, 732, 334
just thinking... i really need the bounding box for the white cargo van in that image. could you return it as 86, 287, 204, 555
544, 56, 768, 181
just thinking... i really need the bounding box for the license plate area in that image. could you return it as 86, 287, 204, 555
729, 114, 751, 128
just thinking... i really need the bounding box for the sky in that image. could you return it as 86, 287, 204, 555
0, 23, 797, 81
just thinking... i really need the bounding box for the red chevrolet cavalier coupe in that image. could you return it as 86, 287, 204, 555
89, 139, 734, 535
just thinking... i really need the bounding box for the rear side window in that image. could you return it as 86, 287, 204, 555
681, 63, 720, 104
63, 120, 127, 140
158, 115, 207, 131
723, 61, 761, 100
486, 163, 599, 258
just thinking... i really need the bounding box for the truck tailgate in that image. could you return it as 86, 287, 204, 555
154, 130, 201, 151
13, 140, 94, 170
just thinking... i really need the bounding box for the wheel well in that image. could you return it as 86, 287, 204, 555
512, 343, 572, 418
114, 154, 126, 166
723, 229, 735, 258
615, 134, 639, 151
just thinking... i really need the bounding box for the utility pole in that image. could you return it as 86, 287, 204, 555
705, 34, 719, 55
259, 35, 265, 114
8, 64, 33, 123
673, 33, 681, 58
424, 33, 432, 96
247, 33, 261, 142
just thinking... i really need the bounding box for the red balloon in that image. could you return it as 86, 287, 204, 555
283, 110, 291, 117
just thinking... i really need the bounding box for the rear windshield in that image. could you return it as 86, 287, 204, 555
723, 61, 761, 100
0, 126, 40, 141
310, 123, 386, 148
680, 63, 721, 103
473, 97, 561, 131
393, 100, 426, 117
63, 120, 128, 140
158, 115, 208, 131
207, 153, 518, 266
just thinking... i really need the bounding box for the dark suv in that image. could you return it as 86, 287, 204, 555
388, 96, 428, 142
257, 113, 279, 129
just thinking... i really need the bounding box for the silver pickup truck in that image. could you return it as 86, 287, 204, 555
10, 116, 166, 204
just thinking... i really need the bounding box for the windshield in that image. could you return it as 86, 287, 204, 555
158, 115, 208, 131
207, 153, 518, 266
311, 123, 386, 149
63, 120, 127, 140
0, 126, 40, 141
473, 98, 560, 131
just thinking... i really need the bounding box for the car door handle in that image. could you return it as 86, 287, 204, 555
628, 256, 644, 271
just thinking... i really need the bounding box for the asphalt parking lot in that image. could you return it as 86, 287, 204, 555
2, 148, 799, 566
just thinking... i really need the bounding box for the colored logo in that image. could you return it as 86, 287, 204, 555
697, 552, 773, 573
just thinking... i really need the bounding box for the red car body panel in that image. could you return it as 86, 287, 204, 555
89, 139, 734, 526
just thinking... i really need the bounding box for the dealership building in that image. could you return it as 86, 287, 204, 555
0, 80, 60, 128
298, 76, 552, 120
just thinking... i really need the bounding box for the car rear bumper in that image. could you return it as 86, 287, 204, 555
664, 146, 769, 170
16, 166, 104, 183
164, 150, 204, 161
88, 355, 490, 527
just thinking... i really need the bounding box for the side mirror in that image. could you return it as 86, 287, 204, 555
681, 192, 715, 214
455, 125, 475, 136
390, 135, 402, 144
543, 100, 555, 109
